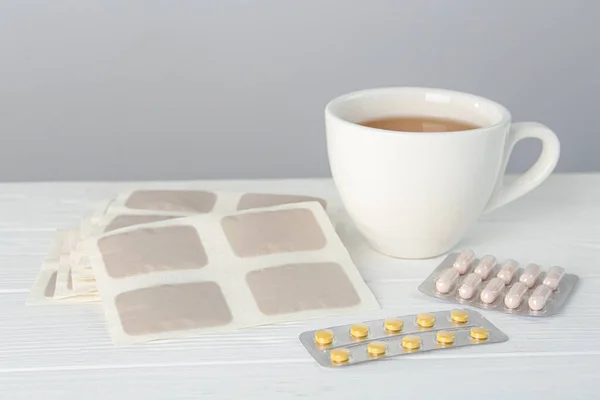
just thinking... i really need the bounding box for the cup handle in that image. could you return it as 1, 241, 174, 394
483, 122, 560, 213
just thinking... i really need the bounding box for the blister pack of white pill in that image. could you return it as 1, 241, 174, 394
418, 250, 579, 316
299, 309, 508, 368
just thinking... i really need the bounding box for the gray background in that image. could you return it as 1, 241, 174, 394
1, 0, 598, 181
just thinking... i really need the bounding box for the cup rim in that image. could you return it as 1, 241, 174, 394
325, 86, 512, 136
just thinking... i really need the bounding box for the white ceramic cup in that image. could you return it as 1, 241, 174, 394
326, 87, 560, 259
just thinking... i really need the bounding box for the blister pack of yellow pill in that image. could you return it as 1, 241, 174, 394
418, 250, 579, 316
299, 309, 508, 367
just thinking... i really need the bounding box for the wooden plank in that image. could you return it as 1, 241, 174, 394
0, 355, 595, 399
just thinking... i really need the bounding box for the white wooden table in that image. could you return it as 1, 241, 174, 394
1, 175, 598, 399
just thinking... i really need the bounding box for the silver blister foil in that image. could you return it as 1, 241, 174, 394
299, 309, 508, 368
418, 252, 579, 316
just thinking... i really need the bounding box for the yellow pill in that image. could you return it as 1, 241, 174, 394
451, 309, 469, 324
470, 327, 489, 341
436, 330, 455, 345
314, 329, 334, 345
402, 335, 421, 350
367, 341, 387, 357
384, 318, 404, 332
416, 313, 435, 328
350, 324, 369, 339
330, 348, 351, 364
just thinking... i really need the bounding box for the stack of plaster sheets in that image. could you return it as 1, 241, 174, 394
27, 189, 380, 344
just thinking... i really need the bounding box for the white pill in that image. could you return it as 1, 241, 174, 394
519, 263, 542, 288
504, 282, 528, 309
453, 249, 475, 274
480, 277, 505, 304
497, 259, 519, 284
543, 266, 565, 291
458, 273, 482, 299
528, 285, 552, 311
436, 268, 459, 293
473, 255, 496, 280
